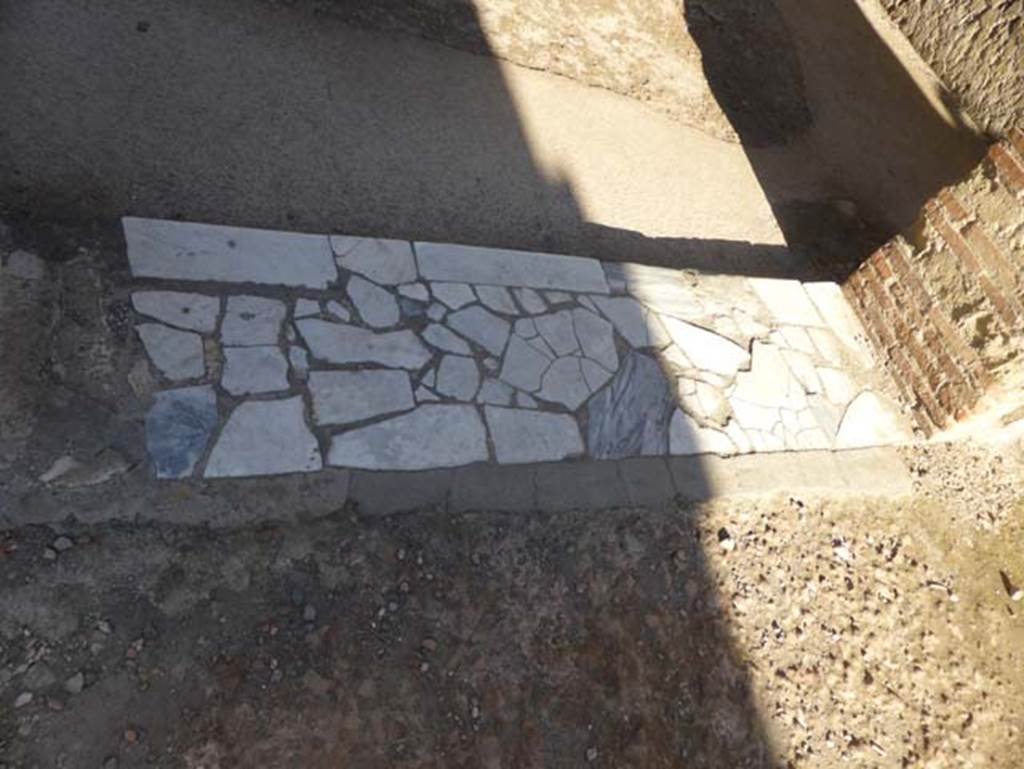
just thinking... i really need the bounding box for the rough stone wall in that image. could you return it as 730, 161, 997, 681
843, 130, 1024, 435
879, 0, 1024, 136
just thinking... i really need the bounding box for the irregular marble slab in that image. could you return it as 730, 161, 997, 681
514, 288, 547, 314
668, 409, 736, 456
536, 357, 591, 410
415, 386, 440, 403
834, 391, 912, 449
435, 355, 481, 401
544, 291, 573, 304
426, 302, 447, 321
221, 296, 287, 346
288, 345, 309, 379
132, 291, 220, 333
477, 378, 514, 406
327, 404, 488, 470
294, 298, 320, 318
330, 236, 417, 285
747, 278, 824, 327
222, 346, 290, 395
732, 342, 807, 410
590, 295, 649, 348
818, 367, 857, 405
514, 391, 538, 409
580, 358, 614, 393
205, 396, 322, 477
485, 407, 584, 464
137, 323, 205, 380
446, 306, 510, 356
802, 282, 874, 364
422, 323, 471, 355
660, 316, 750, 377
308, 369, 414, 425
586, 351, 675, 459
729, 398, 780, 432
416, 242, 609, 293
573, 308, 618, 372
123, 218, 336, 288
475, 285, 519, 315
499, 335, 552, 392
431, 282, 476, 310
145, 386, 218, 478
535, 310, 579, 356
398, 283, 430, 302
347, 275, 400, 328
296, 319, 431, 370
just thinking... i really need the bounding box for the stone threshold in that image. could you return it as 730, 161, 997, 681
123, 217, 915, 481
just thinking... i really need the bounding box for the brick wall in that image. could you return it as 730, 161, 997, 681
843, 129, 1024, 435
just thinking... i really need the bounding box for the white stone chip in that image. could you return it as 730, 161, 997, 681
296, 319, 431, 369
205, 397, 322, 477
327, 405, 488, 470
779, 326, 818, 357
132, 291, 220, 333
347, 275, 399, 328
514, 288, 547, 314
834, 391, 912, 449
476, 379, 514, 406
137, 323, 205, 381
221, 296, 287, 346
398, 283, 430, 302
431, 282, 476, 310
308, 369, 414, 425
422, 323, 471, 354
485, 407, 584, 464
294, 298, 320, 318
123, 217, 336, 288
330, 236, 417, 285
222, 346, 290, 395
288, 345, 309, 378
475, 285, 519, 315
747, 278, 824, 327
4, 250, 45, 280
416, 242, 609, 293
499, 335, 553, 392
446, 306, 510, 356
435, 355, 481, 401
325, 300, 350, 322
660, 316, 750, 377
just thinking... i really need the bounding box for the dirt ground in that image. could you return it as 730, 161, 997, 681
2, 437, 1023, 768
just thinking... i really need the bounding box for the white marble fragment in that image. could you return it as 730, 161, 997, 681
732, 342, 807, 410
421, 323, 471, 355
446, 306, 510, 356
330, 236, 417, 285
747, 278, 824, 327
296, 319, 431, 369
288, 345, 309, 379
222, 346, 290, 395
327, 405, 488, 469
426, 302, 447, 321
347, 276, 399, 328
536, 357, 590, 410
669, 410, 735, 456
485, 407, 584, 464
124, 218, 336, 288
475, 285, 519, 315
803, 282, 874, 365
834, 391, 911, 449
132, 291, 219, 333
544, 291, 573, 304
431, 282, 476, 310
325, 300, 350, 323
435, 355, 480, 401
416, 242, 609, 293
514, 288, 547, 314
308, 369, 414, 425
514, 391, 538, 409
536, 310, 579, 357
729, 398, 780, 432
780, 326, 818, 357
205, 397, 321, 477
514, 317, 538, 339
818, 368, 858, 406
591, 295, 648, 348
660, 316, 750, 377
137, 323, 205, 380
781, 349, 822, 394
573, 308, 618, 372
580, 358, 613, 392
221, 296, 286, 346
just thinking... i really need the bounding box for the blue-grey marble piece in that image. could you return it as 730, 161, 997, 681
145, 386, 218, 478
586, 351, 676, 459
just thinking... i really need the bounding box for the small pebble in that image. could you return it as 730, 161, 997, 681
42, 548, 57, 561
14, 691, 33, 708
717, 528, 735, 552
302, 605, 317, 622
586, 747, 599, 762
53, 536, 74, 552
104, 757, 119, 769
65, 672, 85, 695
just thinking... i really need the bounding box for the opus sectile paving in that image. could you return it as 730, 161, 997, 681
123, 217, 912, 480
